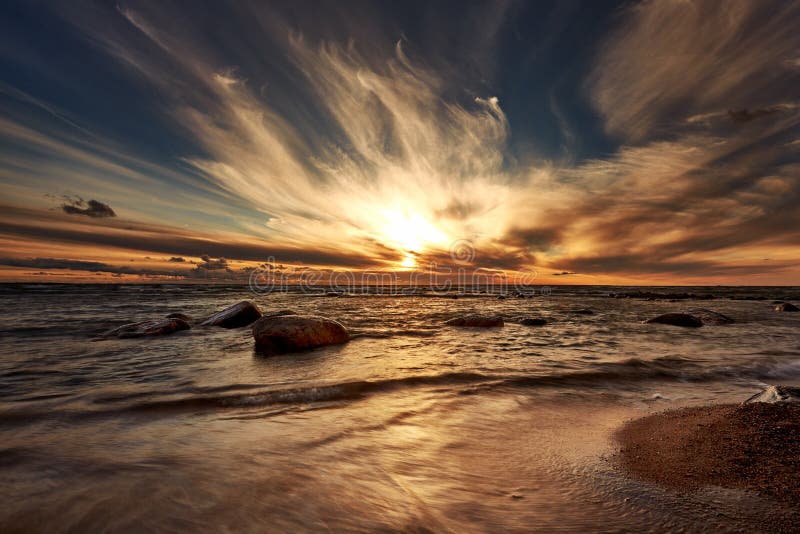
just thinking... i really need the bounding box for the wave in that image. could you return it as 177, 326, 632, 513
3, 356, 799, 425
349, 328, 439, 339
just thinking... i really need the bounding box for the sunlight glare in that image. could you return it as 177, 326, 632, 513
381, 210, 447, 253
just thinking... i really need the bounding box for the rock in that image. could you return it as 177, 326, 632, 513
744, 385, 800, 404
497, 294, 507, 300
263, 309, 298, 318
684, 308, 734, 325
569, 309, 594, 315
166, 312, 193, 322
97, 318, 190, 339
445, 315, 504, 327
644, 313, 703, 327
518, 318, 547, 326
775, 302, 800, 312
201, 300, 263, 328
252, 315, 350, 355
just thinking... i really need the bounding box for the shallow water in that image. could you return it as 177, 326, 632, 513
1, 284, 799, 531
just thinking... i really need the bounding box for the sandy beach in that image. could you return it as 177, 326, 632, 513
616, 400, 800, 529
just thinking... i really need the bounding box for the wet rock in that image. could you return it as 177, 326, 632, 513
775, 302, 800, 312
201, 300, 263, 328
263, 309, 298, 318
445, 315, 504, 327
252, 314, 350, 355
97, 318, 190, 339
166, 312, 193, 322
683, 308, 734, 325
518, 318, 547, 326
744, 385, 800, 404
644, 313, 703, 327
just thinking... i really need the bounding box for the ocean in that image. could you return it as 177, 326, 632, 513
1, 284, 799, 531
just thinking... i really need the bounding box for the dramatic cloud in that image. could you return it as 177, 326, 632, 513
60, 196, 116, 218
0, 0, 798, 283
588, 0, 800, 141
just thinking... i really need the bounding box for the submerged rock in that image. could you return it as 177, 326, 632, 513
744, 385, 800, 404
518, 317, 547, 326
683, 308, 734, 325
201, 300, 263, 328
97, 318, 191, 339
775, 302, 800, 312
252, 314, 350, 355
445, 315, 504, 327
644, 313, 703, 327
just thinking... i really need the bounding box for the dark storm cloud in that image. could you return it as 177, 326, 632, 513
60, 197, 117, 218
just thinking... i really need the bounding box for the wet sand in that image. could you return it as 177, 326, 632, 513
616, 402, 800, 509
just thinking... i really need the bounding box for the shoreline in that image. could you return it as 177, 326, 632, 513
615, 402, 800, 508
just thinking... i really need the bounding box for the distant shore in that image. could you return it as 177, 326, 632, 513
616, 402, 800, 508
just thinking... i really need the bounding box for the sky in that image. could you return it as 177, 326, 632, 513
1, 0, 799, 285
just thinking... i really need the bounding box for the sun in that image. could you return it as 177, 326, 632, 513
400, 253, 417, 269
381, 210, 447, 253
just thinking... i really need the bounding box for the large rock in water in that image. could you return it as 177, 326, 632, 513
445, 315, 504, 327
252, 315, 349, 355
166, 312, 193, 322
97, 318, 191, 339
775, 302, 800, 312
744, 385, 800, 404
684, 308, 735, 325
644, 313, 703, 327
201, 300, 262, 328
